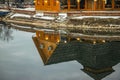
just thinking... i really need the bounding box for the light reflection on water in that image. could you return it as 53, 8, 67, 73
0, 22, 120, 80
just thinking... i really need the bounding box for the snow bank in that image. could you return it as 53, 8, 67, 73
33, 13, 55, 20
33, 13, 44, 17
0, 9, 9, 12
10, 13, 31, 19
58, 13, 67, 19
34, 16, 55, 20
23, 8, 35, 11
12, 8, 35, 11
72, 16, 120, 19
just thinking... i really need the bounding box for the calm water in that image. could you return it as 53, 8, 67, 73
0, 22, 120, 80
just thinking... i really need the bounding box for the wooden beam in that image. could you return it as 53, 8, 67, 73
112, 0, 115, 9
77, 0, 80, 10
68, 0, 70, 10
85, 0, 87, 10
94, 0, 97, 10
102, 0, 105, 10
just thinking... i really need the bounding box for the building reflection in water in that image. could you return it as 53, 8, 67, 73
0, 21, 13, 42
33, 30, 120, 80
0, 21, 120, 80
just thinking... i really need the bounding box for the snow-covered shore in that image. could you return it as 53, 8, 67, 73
2, 10, 120, 36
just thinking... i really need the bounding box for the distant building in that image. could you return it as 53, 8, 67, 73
35, 0, 120, 12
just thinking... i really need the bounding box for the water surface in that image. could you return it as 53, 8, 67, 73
0, 22, 120, 80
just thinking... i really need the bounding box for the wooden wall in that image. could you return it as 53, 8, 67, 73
35, 0, 60, 11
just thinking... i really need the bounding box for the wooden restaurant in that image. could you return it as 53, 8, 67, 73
35, 0, 120, 11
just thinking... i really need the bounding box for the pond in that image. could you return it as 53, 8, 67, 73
0, 22, 120, 80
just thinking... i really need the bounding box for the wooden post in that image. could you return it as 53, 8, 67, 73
77, 0, 80, 10
68, 0, 70, 10
112, 0, 114, 9
94, 0, 97, 11
85, 0, 87, 10
56, 0, 60, 11
102, 0, 105, 10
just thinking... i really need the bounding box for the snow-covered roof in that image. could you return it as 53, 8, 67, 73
10, 13, 31, 19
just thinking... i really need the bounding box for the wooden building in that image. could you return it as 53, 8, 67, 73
35, 0, 120, 12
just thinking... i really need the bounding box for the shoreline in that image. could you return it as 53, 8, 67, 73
2, 13, 120, 41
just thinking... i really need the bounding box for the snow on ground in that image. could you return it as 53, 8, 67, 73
0, 9, 9, 12
23, 8, 35, 11
12, 8, 35, 11
33, 13, 44, 17
58, 13, 67, 19
10, 13, 31, 19
71, 16, 120, 19
82, 11, 120, 13
34, 16, 55, 20
33, 13, 55, 20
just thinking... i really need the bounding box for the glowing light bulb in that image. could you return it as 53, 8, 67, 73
56, 0, 59, 4
93, 41, 96, 45
45, 37, 48, 40
64, 40, 67, 43
76, 38, 80, 41
45, 0, 47, 3
102, 40, 106, 43
57, 39, 60, 43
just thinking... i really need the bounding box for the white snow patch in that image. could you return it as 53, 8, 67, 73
33, 13, 44, 17
23, 8, 35, 11
72, 16, 120, 19
39, 16, 55, 20
0, 9, 9, 12
10, 13, 31, 19
33, 13, 55, 20
58, 13, 67, 19
12, 8, 35, 11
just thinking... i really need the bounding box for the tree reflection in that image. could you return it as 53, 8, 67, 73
0, 22, 13, 42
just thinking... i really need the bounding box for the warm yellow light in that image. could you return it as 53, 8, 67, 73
34, 0, 36, 3
45, 0, 48, 3
93, 41, 96, 44
45, 36, 48, 40
64, 40, 67, 43
56, 0, 59, 4
57, 39, 60, 43
102, 40, 106, 43
77, 0, 80, 3
76, 38, 80, 41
